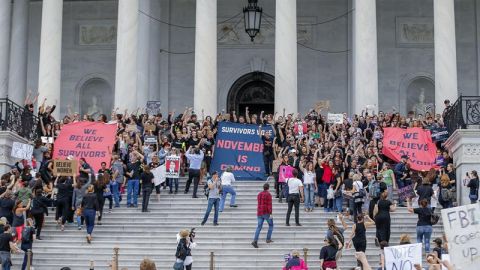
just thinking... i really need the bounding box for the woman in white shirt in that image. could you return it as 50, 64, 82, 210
302, 161, 317, 212
351, 174, 365, 222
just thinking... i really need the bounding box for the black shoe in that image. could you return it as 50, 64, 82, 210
192, 195, 198, 198
285, 223, 290, 226
98, 222, 102, 225
184, 191, 188, 194
230, 205, 238, 208
169, 191, 173, 194
251, 241, 258, 248
213, 223, 219, 226
266, 239, 274, 244
201, 221, 206, 226
36, 237, 42, 240
295, 223, 302, 227
174, 191, 178, 194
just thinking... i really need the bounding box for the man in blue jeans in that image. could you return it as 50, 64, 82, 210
201, 172, 221, 226
252, 183, 274, 248
219, 167, 237, 212
111, 154, 125, 207
124, 155, 143, 208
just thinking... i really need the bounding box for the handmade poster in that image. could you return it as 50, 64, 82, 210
144, 135, 157, 145
398, 184, 416, 201
11, 142, 33, 160
53, 160, 78, 177
278, 165, 295, 183
210, 122, 274, 180
144, 124, 156, 132
382, 127, 437, 171
431, 127, 449, 142
41, 136, 54, 144
146, 101, 161, 115
125, 124, 138, 133
384, 243, 422, 270
327, 113, 343, 124
53, 121, 117, 173
165, 156, 180, 178
152, 164, 166, 186
441, 203, 480, 270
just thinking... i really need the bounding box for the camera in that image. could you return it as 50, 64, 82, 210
189, 228, 196, 241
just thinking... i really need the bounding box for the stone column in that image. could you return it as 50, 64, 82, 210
8, 0, 29, 105
444, 130, 480, 206
352, 0, 378, 114
194, 0, 217, 116
137, 0, 150, 108
38, 0, 63, 119
0, 0, 12, 98
114, 0, 139, 112
275, 0, 297, 114
434, 0, 458, 112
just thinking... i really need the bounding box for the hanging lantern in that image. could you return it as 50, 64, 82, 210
243, 0, 262, 42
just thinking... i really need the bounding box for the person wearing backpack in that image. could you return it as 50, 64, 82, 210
20, 218, 35, 270
367, 173, 386, 220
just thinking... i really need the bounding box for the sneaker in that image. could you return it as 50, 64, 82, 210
213, 223, 219, 226
251, 241, 258, 248
201, 221, 206, 226
77, 226, 81, 230
266, 239, 274, 244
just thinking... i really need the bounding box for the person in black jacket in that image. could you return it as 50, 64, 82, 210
416, 178, 434, 206
141, 165, 154, 212
81, 185, 99, 244
175, 229, 193, 270
54, 176, 76, 231
30, 189, 50, 240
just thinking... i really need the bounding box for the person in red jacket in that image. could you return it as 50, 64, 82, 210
252, 183, 274, 248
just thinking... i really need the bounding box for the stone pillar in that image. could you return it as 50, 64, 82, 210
0, 131, 29, 174
434, 0, 458, 113
194, 0, 217, 116
352, 0, 378, 114
137, 0, 150, 108
38, 0, 63, 119
444, 130, 480, 206
0, 0, 12, 98
114, 0, 139, 112
275, 0, 297, 114
8, 0, 29, 105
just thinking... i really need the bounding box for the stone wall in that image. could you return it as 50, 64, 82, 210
25, 0, 480, 116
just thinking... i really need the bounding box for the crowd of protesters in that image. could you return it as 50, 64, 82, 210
0, 93, 478, 270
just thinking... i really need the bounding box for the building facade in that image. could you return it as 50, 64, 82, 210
1, 0, 479, 118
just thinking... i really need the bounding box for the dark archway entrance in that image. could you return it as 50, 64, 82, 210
227, 72, 274, 116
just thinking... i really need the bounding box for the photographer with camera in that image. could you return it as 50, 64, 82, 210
184, 146, 204, 198
174, 229, 196, 270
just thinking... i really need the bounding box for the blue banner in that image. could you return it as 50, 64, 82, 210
430, 127, 449, 142
210, 122, 274, 180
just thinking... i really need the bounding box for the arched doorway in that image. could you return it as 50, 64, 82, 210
227, 72, 274, 116
406, 77, 435, 116
79, 78, 113, 118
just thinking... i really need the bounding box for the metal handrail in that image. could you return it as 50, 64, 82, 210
443, 95, 480, 134
0, 97, 39, 141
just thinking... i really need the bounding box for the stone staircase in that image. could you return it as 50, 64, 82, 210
12, 178, 444, 270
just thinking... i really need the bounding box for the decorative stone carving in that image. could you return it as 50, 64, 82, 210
78, 22, 117, 46
396, 17, 433, 47
463, 144, 480, 156
218, 17, 313, 46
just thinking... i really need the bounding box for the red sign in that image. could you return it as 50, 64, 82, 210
382, 127, 437, 171
53, 121, 117, 173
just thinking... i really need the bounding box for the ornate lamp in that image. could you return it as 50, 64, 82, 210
243, 0, 262, 42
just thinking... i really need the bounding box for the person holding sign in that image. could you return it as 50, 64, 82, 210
407, 199, 433, 253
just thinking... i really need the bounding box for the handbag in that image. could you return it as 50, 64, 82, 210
469, 193, 478, 202
76, 207, 84, 216
173, 261, 184, 270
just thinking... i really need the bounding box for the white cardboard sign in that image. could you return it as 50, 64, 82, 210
384, 243, 422, 270
327, 113, 343, 124
441, 203, 480, 270
11, 142, 34, 160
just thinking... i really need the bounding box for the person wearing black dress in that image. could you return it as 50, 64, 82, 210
373, 191, 397, 245
140, 166, 154, 212
346, 214, 375, 252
